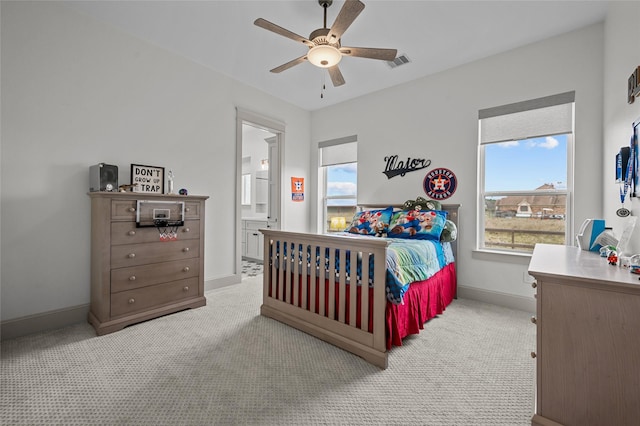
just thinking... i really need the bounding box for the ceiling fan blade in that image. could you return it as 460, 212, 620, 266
328, 65, 345, 87
254, 18, 314, 47
270, 55, 308, 73
327, 0, 365, 44
340, 46, 398, 61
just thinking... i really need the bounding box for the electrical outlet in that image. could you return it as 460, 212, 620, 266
523, 272, 536, 284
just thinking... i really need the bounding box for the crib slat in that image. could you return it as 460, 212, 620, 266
301, 244, 308, 309
276, 239, 283, 301
292, 242, 300, 306
288, 241, 295, 303
318, 245, 326, 317
338, 248, 346, 323
272, 240, 278, 299
309, 244, 317, 314
348, 249, 357, 327
328, 247, 336, 320
361, 252, 370, 332
291, 241, 298, 304
282, 240, 290, 301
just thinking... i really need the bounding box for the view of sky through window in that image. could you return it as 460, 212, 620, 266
485, 135, 568, 192
326, 163, 357, 205
327, 163, 357, 196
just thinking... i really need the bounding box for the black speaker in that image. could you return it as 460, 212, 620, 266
89, 163, 118, 192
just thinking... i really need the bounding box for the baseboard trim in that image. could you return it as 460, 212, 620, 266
205, 274, 241, 292
1, 304, 90, 341
3, 275, 243, 341
457, 285, 535, 313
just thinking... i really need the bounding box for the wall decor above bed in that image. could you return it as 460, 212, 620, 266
382, 155, 431, 179
423, 167, 458, 200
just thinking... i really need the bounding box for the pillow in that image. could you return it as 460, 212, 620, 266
345, 207, 393, 236
440, 219, 457, 242
388, 209, 447, 240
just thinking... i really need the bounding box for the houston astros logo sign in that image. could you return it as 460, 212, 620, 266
423, 168, 457, 200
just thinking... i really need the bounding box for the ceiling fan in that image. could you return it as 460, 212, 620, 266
254, 0, 397, 87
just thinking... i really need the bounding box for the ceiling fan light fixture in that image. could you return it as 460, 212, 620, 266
255, 0, 395, 87
307, 45, 342, 68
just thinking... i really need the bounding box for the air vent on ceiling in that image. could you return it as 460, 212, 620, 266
387, 54, 411, 69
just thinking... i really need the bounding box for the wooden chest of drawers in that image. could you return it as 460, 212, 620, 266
528, 244, 640, 426
88, 192, 208, 335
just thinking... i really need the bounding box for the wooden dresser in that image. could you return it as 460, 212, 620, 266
88, 192, 208, 335
528, 244, 640, 426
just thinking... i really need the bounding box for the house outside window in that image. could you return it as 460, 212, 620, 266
319, 136, 357, 233
478, 92, 574, 254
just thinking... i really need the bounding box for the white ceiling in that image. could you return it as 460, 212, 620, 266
63, 1, 609, 111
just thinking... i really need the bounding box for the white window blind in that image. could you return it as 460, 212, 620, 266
479, 91, 575, 144
319, 135, 357, 167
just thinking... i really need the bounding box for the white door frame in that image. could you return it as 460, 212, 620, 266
235, 108, 283, 276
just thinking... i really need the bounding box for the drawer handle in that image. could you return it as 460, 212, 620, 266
531, 281, 537, 289
183, 286, 189, 292
183, 247, 190, 253
530, 316, 537, 324
185, 207, 191, 212
531, 351, 536, 359
128, 230, 136, 236
128, 207, 135, 213
128, 253, 136, 259
129, 276, 136, 281
183, 227, 190, 233
128, 298, 135, 304
183, 266, 190, 272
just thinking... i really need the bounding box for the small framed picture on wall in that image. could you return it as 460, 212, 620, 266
131, 164, 164, 194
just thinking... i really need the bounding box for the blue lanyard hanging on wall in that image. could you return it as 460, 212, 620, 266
618, 124, 638, 217
635, 119, 640, 197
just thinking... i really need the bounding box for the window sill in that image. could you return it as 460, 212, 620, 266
472, 248, 532, 265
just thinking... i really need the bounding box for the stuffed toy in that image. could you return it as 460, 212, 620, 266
374, 220, 388, 237
402, 196, 442, 212
440, 219, 457, 242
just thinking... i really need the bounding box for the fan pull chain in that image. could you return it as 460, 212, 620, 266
320, 74, 326, 99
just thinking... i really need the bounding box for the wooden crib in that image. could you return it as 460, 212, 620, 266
260, 204, 458, 369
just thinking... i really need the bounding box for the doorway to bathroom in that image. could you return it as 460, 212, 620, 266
236, 109, 283, 275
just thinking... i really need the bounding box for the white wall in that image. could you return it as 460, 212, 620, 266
311, 23, 605, 304
603, 2, 640, 255
3, 2, 636, 324
0, 2, 311, 321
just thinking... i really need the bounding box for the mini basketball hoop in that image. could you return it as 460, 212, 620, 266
154, 219, 181, 242
136, 200, 185, 241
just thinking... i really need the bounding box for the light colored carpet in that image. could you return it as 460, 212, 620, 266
1, 275, 535, 425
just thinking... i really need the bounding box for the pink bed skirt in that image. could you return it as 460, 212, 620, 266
268, 262, 457, 351
385, 262, 457, 349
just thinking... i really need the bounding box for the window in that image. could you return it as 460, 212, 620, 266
478, 92, 574, 254
319, 137, 357, 233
